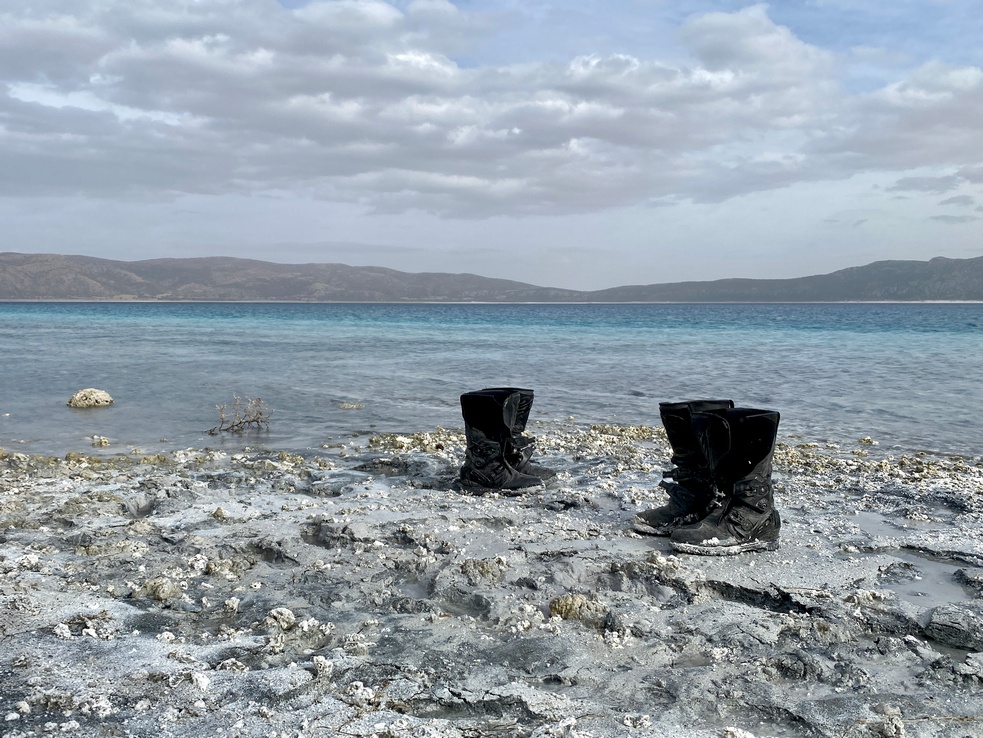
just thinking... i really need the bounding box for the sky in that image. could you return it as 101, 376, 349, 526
2, 0, 982, 290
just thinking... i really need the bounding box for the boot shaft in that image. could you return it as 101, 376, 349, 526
475, 387, 534, 434
690, 407, 780, 501
464, 388, 532, 463
659, 399, 734, 475
460, 390, 523, 441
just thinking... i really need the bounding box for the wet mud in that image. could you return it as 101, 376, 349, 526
2, 423, 983, 737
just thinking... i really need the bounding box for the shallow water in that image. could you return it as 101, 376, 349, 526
1, 301, 981, 457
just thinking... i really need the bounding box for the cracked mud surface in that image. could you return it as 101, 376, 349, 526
2, 423, 983, 737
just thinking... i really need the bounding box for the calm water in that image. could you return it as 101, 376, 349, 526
1, 302, 981, 457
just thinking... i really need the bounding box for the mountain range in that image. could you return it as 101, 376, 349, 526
1, 252, 982, 302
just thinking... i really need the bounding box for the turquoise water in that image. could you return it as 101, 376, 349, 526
1, 301, 981, 457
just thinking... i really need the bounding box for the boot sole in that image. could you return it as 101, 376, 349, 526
670, 538, 779, 556
631, 520, 673, 537
456, 480, 545, 496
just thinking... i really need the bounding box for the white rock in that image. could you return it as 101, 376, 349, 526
265, 607, 296, 630
68, 388, 114, 408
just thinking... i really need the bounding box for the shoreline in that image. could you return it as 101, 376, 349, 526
4, 298, 983, 304
3, 426, 983, 737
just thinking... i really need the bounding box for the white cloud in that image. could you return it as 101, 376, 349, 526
0, 0, 858, 212
930, 214, 978, 224
939, 195, 975, 207
680, 4, 833, 79
887, 175, 962, 193
9, 82, 204, 126
295, 0, 404, 27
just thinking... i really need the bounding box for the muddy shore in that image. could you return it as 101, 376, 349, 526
2, 423, 983, 737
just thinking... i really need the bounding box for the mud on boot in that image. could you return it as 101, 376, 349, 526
669, 407, 781, 555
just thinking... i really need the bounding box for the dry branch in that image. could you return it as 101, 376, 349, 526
207, 396, 273, 435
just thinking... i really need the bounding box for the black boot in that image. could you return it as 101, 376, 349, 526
459, 390, 544, 492
476, 387, 556, 481
670, 407, 781, 555
633, 399, 734, 535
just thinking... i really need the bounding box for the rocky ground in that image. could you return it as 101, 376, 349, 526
2, 422, 983, 738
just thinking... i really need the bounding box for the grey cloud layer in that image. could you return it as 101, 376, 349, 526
2, 1, 982, 216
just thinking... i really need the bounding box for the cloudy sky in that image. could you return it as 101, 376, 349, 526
2, 0, 982, 289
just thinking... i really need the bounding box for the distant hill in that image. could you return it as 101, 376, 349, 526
0, 253, 561, 302
1, 252, 982, 302
585, 255, 983, 302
